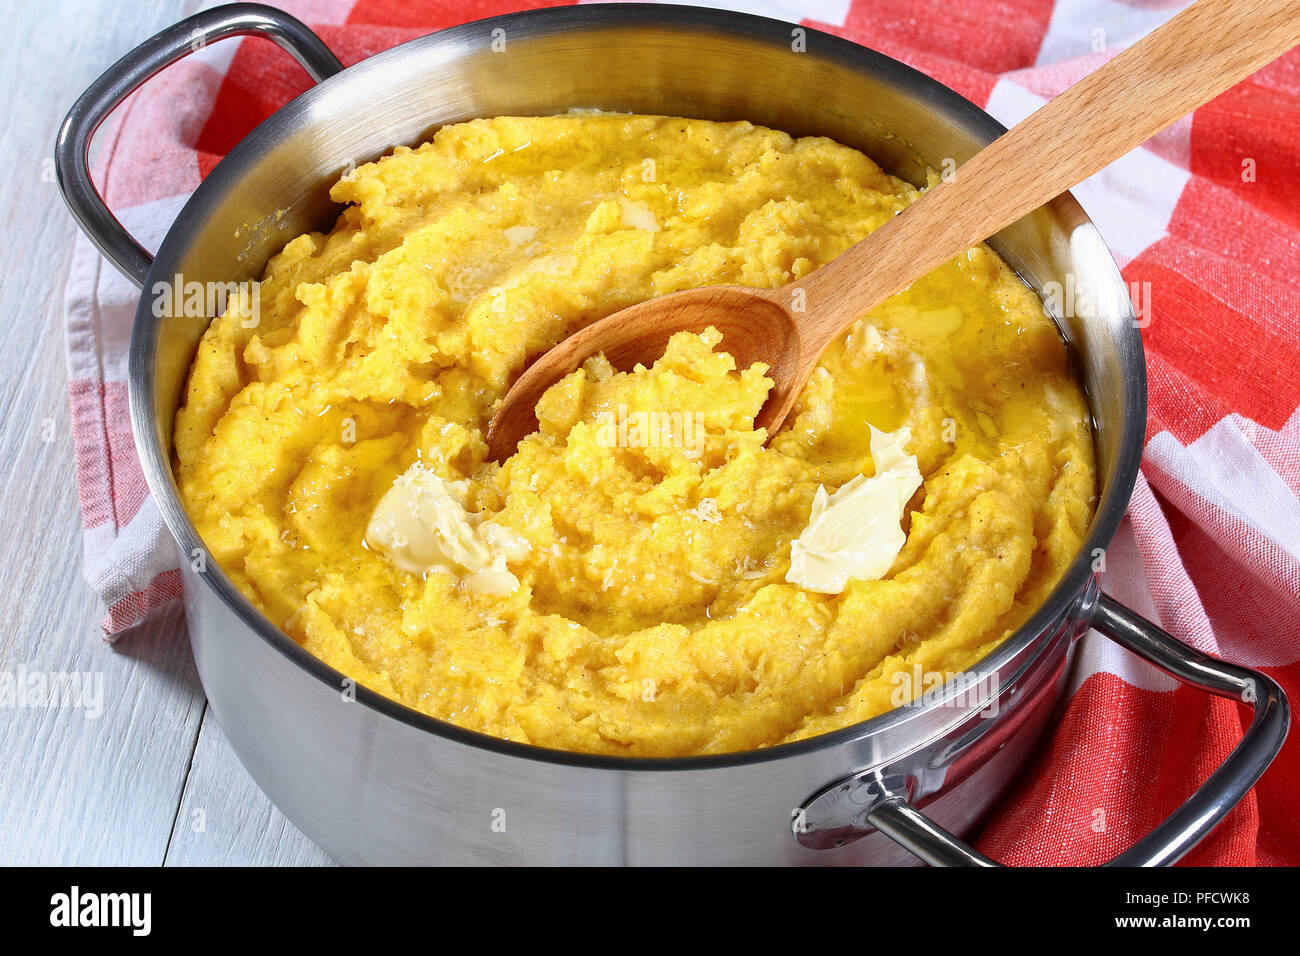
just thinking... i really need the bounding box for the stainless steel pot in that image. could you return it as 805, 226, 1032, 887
57, 2, 1288, 865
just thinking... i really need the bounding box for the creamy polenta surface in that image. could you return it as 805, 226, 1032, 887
174, 114, 1096, 756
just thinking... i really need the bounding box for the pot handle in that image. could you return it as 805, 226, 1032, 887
55, 2, 344, 288
860, 593, 1289, 866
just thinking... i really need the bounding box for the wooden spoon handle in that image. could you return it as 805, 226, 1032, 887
793, 0, 1300, 354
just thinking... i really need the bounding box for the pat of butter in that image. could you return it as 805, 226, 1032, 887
366, 462, 529, 596
786, 426, 922, 594
503, 225, 537, 246
618, 198, 660, 232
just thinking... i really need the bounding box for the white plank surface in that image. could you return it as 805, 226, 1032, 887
164, 717, 336, 866
0, 0, 331, 866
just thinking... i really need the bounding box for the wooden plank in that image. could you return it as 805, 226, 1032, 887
164, 713, 337, 866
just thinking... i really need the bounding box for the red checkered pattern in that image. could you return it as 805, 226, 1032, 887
62, 0, 1300, 865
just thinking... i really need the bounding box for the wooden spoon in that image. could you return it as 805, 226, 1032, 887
487, 0, 1300, 461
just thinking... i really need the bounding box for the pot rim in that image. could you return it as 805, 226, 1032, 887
130, 2, 1147, 773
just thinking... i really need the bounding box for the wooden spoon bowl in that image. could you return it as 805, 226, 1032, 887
487, 287, 803, 451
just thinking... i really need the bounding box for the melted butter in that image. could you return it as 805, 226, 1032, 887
618, 198, 660, 232
365, 462, 530, 595
503, 225, 537, 246
786, 426, 922, 594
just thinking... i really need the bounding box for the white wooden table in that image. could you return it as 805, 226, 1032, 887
0, 0, 332, 866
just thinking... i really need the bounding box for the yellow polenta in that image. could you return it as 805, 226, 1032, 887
174, 114, 1096, 756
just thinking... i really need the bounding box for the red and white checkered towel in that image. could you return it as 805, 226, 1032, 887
63, 0, 1299, 865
